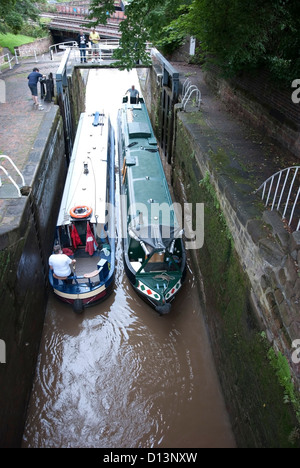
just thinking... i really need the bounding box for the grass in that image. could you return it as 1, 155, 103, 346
0, 33, 35, 54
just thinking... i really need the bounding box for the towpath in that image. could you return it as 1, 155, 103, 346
170, 61, 299, 189
0, 53, 61, 227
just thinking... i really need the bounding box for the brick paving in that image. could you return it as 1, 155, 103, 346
0, 54, 61, 223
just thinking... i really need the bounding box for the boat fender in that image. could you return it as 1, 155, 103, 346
73, 298, 84, 314
155, 303, 172, 315
70, 205, 92, 219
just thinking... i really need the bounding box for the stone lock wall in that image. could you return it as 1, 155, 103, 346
0, 63, 87, 447
0, 108, 66, 447
171, 110, 300, 447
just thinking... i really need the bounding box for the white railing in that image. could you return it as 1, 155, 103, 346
49, 39, 120, 62
181, 78, 202, 111
49, 41, 78, 59
0, 155, 25, 198
15, 48, 39, 63
255, 166, 300, 231
0, 53, 19, 73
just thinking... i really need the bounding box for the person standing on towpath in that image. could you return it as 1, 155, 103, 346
27, 67, 45, 110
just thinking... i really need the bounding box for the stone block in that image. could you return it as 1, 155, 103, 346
247, 219, 268, 244
283, 255, 298, 284
274, 288, 284, 306
278, 267, 287, 287
262, 210, 290, 250
288, 321, 300, 342
292, 278, 300, 308
266, 291, 277, 310
258, 237, 285, 266
279, 301, 293, 327
260, 274, 269, 291
289, 231, 300, 252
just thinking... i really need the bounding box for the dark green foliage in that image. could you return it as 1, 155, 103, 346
89, 0, 300, 81
0, 0, 45, 34
172, 0, 300, 83
87, 0, 192, 69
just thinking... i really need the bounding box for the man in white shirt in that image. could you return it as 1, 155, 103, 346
49, 244, 76, 282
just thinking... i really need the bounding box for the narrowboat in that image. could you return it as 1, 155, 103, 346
49, 111, 115, 313
118, 96, 186, 314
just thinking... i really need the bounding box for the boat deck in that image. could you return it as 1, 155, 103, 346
72, 248, 98, 277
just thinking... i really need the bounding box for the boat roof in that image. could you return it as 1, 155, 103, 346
56, 112, 109, 226
120, 103, 177, 229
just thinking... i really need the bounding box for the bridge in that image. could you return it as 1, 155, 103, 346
46, 0, 124, 41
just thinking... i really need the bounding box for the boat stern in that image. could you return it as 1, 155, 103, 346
135, 273, 182, 315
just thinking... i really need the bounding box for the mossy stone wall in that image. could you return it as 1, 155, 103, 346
0, 109, 66, 447
171, 110, 300, 447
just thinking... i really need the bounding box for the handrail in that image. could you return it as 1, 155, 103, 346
182, 85, 198, 104
182, 78, 191, 97
49, 40, 120, 61
0, 166, 22, 197
14, 48, 37, 63
0, 155, 25, 186
182, 84, 202, 111
0, 155, 25, 198
255, 166, 300, 231
181, 78, 202, 111
49, 41, 78, 59
0, 53, 19, 72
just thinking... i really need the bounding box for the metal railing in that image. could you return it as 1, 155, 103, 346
14, 48, 39, 63
0, 53, 19, 73
0, 155, 25, 198
255, 166, 300, 231
49, 41, 78, 60
49, 39, 120, 62
181, 78, 201, 111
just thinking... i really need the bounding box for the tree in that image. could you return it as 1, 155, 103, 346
88, 0, 300, 82
172, 0, 300, 83
87, 0, 192, 69
86, 0, 300, 82
0, 0, 45, 34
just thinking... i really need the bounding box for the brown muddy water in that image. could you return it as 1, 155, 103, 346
22, 69, 236, 449
22, 250, 236, 448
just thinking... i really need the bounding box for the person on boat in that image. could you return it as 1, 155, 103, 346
125, 85, 140, 104
49, 244, 76, 283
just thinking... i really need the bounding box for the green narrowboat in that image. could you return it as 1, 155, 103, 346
118, 96, 186, 314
